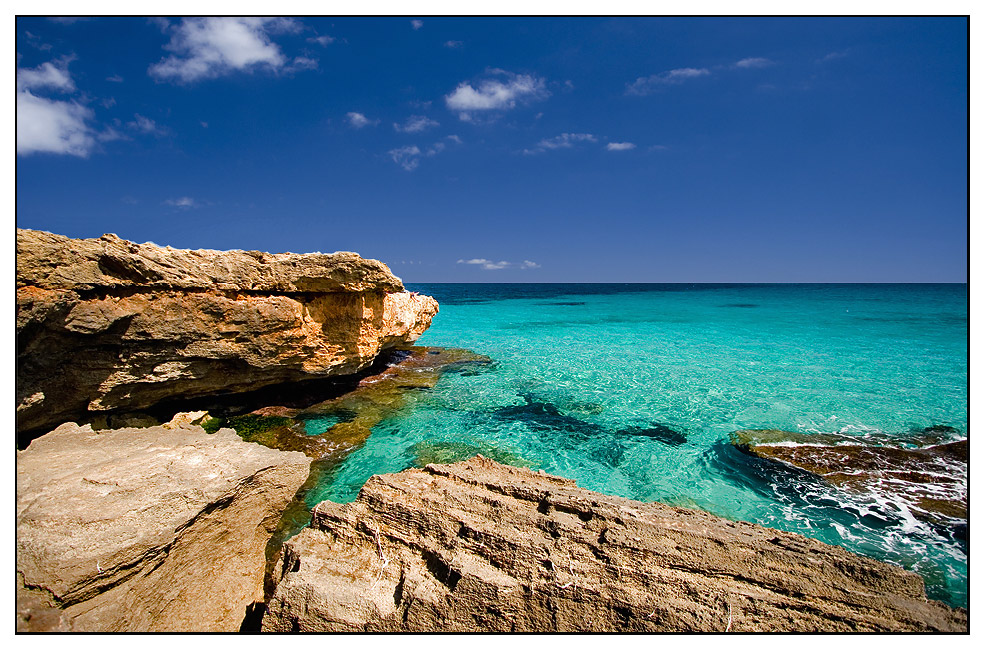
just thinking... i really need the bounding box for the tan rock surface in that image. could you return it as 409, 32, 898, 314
262, 456, 966, 632
16, 229, 438, 433
16, 422, 311, 632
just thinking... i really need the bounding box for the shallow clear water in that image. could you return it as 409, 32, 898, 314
317, 283, 968, 607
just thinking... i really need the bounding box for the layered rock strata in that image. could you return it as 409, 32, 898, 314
16, 422, 310, 632
16, 229, 438, 434
262, 456, 966, 632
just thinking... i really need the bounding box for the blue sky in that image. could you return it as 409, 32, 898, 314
15, 16, 968, 282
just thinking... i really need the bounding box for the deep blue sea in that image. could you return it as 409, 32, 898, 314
311, 283, 968, 607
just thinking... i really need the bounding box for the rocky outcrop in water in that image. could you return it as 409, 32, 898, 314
16, 229, 438, 435
261, 456, 966, 632
731, 429, 968, 527
16, 421, 310, 632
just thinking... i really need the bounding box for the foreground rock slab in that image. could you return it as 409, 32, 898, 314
262, 456, 966, 632
17, 422, 310, 632
16, 229, 438, 434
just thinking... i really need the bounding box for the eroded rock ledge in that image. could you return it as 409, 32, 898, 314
16, 422, 311, 632
262, 456, 966, 632
16, 229, 438, 434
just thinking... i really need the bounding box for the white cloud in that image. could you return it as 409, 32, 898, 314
446, 134, 463, 144
394, 115, 439, 133
17, 90, 95, 156
606, 142, 636, 151
164, 197, 198, 209
17, 57, 76, 93
735, 57, 773, 69
457, 258, 540, 271
17, 57, 97, 157
445, 70, 549, 121
389, 145, 422, 171
523, 132, 596, 154
307, 35, 335, 46
626, 67, 710, 95
411, 20, 423, 30
106, 74, 124, 83
126, 114, 165, 135
445, 40, 463, 49
347, 112, 378, 128
148, 17, 303, 83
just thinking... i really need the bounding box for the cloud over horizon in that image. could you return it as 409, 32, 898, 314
457, 258, 541, 270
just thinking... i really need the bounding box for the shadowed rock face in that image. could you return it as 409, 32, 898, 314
16, 229, 438, 434
16, 422, 311, 632
261, 456, 966, 632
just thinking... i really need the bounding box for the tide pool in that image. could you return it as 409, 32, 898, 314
309, 283, 968, 607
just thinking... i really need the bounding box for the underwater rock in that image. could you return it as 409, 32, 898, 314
731, 429, 968, 526
16, 422, 310, 632
16, 229, 438, 435
620, 423, 687, 446
262, 456, 965, 632
410, 440, 532, 468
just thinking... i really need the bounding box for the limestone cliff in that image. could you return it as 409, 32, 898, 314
16, 422, 311, 632
262, 456, 966, 632
16, 229, 438, 434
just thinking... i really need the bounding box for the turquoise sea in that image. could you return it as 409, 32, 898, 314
309, 283, 968, 607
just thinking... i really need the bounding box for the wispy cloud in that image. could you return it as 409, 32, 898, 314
394, 115, 440, 133
48, 17, 91, 25
445, 70, 549, 121
523, 132, 596, 154
388, 136, 461, 171
818, 49, 850, 63
389, 145, 423, 171
347, 111, 378, 128
411, 20, 423, 30
148, 17, 304, 83
606, 142, 636, 151
307, 35, 335, 46
735, 57, 773, 69
164, 197, 199, 209
457, 258, 540, 271
626, 67, 710, 95
126, 114, 166, 135
445, 40, 463, 49
106, 74, 124, 83
17, 56, 96, 157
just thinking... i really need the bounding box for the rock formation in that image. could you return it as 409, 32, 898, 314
731, 429, 968, 526
16, 229, 439, 435
261, 456, 966, 632
16, 422, 310, 632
